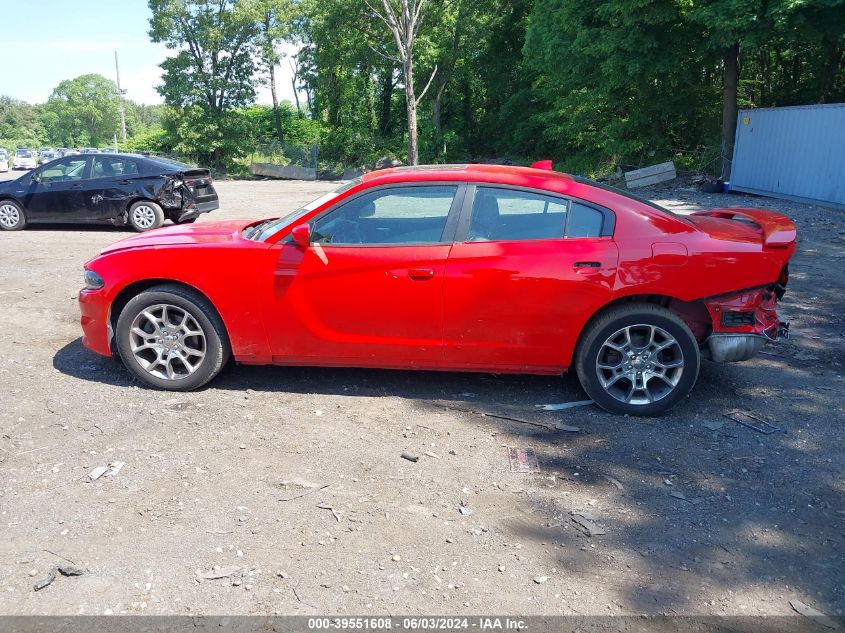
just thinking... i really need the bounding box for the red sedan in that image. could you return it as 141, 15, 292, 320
79, 163, 796, 415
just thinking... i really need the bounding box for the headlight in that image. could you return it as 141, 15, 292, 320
83, 269, 104, 290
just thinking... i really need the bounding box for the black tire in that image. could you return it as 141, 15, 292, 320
574, 303, 700, 416
0, 199, 26, 231
115, 284, 230, 391
128, 200, 165, 232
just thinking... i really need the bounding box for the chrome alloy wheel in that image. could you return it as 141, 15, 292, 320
129, 304, 206, 380
0, 203, 20, 228
595, 324, 684, 405
132, 204, 157, 230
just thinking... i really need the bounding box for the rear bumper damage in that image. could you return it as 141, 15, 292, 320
701, 285, 789, 362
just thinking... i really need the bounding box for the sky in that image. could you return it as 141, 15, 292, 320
0, 0, 300, 106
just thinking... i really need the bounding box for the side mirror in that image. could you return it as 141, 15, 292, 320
291, 223, 311, 248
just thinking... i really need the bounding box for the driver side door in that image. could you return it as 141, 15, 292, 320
267, 184, 464, 368
22, 156, 90, 222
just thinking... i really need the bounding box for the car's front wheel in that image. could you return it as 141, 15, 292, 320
575, 303, 700, 416
128, 200, 164, 232
115, 284, 230, 391
0, 200, 26, 231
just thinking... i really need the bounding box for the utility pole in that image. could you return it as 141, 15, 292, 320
114, 50, 127, 144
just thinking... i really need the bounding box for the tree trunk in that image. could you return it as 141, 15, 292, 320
269, 63, 283, 142
378, 67, 394, 137
720, 42, 740, 181
432, 81, 446, 158
404, 61, 419, 165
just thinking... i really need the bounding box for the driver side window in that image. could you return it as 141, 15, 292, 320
311, 186, 457, 245
40, 158, 88, 183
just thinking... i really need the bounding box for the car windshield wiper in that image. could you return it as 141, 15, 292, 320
244, 220, 272, 240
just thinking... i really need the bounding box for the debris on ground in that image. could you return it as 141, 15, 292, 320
603, 475, 624, 490
790, 599, 838, 629
458, 502, 473, 516
725, 410, 784, 435
571, 512, 607, 536
32, 568, 57, 592
32, 564, 84, 592
401, 452, 419, 463
669, 491, 687, 501
107, 461, 125, 477
317, 502, 340, 522
533, 576, 550, 584
433, 402, 558, 431
57, 565, 84, 576
702, 420, 725, 431
197, 566, 240, 581
536, 401, 593, 411
554, 423, 581, 432
507, 447, 540, 473
88, 466, 108, 481
424, 451, 440, 459
278, 483, 330, 502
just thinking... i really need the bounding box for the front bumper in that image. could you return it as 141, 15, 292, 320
78, 288, 112, 357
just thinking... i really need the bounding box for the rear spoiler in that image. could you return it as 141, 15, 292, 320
690, 208, 796, 247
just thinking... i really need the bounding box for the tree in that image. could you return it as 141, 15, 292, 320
43, 74, 121, 147
148, 0, 259, 115
249, 0, 296, 142
366, 0, 438, 165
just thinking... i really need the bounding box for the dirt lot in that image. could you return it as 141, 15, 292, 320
0, 171, 843, 618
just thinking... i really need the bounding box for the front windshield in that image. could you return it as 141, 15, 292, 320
246, 178, 362, 242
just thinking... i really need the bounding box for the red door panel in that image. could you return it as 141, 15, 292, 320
267, 243, 450, 366
443, 238, 619, 371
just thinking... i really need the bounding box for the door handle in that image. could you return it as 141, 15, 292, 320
573, 261, 603, 275
408, 268, 435, 280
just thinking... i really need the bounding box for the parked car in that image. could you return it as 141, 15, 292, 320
0, 153, 219, 232
56, 147, 70, 158
39, 149, 57, 165
13, 148, 37, 170
0, 150, 8, 173
77, 163, 796, 415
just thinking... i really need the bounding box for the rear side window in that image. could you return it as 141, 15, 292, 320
468, 188, 568, 241
567, 202, 605, 238
92, 157, 139, 178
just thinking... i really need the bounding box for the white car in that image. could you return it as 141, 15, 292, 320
13, 149, 37, 170
0, 151, 8, 172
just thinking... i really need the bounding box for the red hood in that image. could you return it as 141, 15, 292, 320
99, 220, 254, 254
688, 207, 797, 248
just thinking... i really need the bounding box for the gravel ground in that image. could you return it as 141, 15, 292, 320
0, 172, 842, 618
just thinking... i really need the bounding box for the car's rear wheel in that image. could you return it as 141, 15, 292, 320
0, 200, 26, 231
575, 303, 700, 416
128, 200, 164, 232
115, 284, 230, 391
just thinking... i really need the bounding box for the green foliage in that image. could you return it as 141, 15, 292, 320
0, 96, 44, 153
149, 0, 260, 114
42, 74, 122, 147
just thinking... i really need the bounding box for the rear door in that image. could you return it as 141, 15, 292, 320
89, 156, 143, 221
267, 184, 464, 367
443, 185, 619, 372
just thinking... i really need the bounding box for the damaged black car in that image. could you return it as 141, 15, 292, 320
0, 153, 219, 232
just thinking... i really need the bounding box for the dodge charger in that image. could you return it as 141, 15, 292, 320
78, 163, 796, 415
